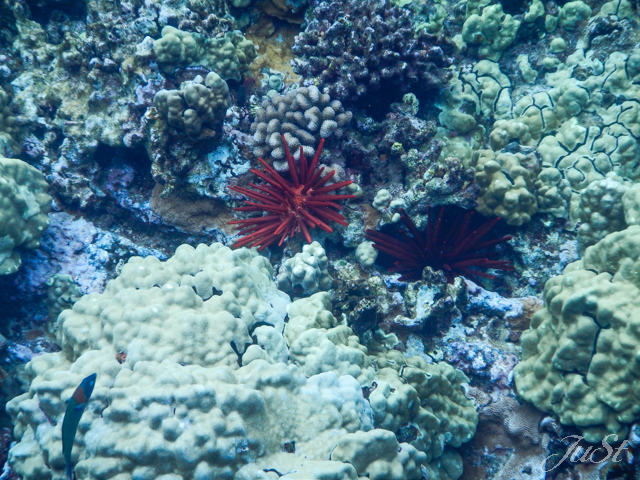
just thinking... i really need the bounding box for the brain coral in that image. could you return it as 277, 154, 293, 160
292, 0, 454, 102
7, 242, 477, 480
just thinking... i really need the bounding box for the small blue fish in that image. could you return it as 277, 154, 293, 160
62, 373, 96, 480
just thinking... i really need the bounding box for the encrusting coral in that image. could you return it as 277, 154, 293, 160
228, 135, 355, 249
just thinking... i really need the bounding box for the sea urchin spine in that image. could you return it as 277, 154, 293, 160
366, 206, 514, 282
228, 135, 355, 250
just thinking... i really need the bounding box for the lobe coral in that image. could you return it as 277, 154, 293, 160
366, 206, 514, 283
228, 135, 355, 250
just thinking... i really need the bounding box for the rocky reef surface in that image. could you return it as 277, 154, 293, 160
2, 0, 640, 479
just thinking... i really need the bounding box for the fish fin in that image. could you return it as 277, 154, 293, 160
74, 404, 85, 411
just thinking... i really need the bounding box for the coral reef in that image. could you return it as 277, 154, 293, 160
0, 87, 18, 153
291, 0, 454, 102
0, 156, 51, 276
154, 72, 231, 135
45, 273, 82, 329
7, 244, 476, 480
461, 4, 520, 60
276, 240, 331, 295
9, 0, 640, 478
154, 27, 258, 81
515, 225, 640, 443
472, 147, 540, 227
250, 85, 352, 169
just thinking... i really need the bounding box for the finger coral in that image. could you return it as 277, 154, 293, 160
365, 206, 514, 283
250, 86, 352, 171
228, 135, 355, 250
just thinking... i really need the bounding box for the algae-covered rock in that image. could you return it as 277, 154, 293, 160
0, 155, 51, 275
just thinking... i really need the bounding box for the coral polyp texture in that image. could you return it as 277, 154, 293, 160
228, 136, 355, 250
154, 72, 231, 136
0, 155, 52, 275
291, 0, 454, 102
0, 87, 19, 150
366, 206, 514, 283
153, 27, 257, 81
514, 225, 640, 443
250, 86, 352, 170
6, 244, 476, 480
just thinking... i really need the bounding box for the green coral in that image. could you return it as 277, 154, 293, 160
472, 148, 539, 226
0, 155, 51, 275
153, 27, 257, 81
0, 87, 19, 150
515, 226, 640, 442
152, 26, 201, 73
154, 72, 231, 135
558, 0, 592, 29
461, 4, 521, 60
7, 245, 476, 480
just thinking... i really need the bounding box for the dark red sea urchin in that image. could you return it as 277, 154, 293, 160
365, 206, 515, 283
228, 135, 355, 250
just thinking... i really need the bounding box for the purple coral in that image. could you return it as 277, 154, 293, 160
292, 0, 454, 102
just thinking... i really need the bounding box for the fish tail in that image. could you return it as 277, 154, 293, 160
67, 464, 73, 480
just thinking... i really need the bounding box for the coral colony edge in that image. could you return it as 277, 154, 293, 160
4, 0, 640, 480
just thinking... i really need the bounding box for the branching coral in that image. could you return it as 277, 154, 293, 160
365, 206, 514, 282
228, 135, 355, 250
291, 0, 454, 102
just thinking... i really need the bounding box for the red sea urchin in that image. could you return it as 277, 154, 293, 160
228, 135, 355, 250
365, 206, 514, 283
